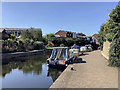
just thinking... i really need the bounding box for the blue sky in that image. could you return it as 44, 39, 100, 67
2, 2, 118, 36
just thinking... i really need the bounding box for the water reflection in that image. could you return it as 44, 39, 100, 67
47, 68, 64, 82
2, 54, 48, 77
2, 52, 64, 88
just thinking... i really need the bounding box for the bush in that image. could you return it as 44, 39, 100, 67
109, 31, 120, 67
60, 44, 65, 47
108, 5, 120, 67
2, 46, 9, 52
65, 38, 74, 47
75, 38, 82, 46
10, 34, 16, 40
98, 5, 120, 67
17, 40, 25, 51
33, 41, 45, 50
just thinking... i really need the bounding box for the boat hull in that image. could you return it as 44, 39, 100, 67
48, 63, 67, 69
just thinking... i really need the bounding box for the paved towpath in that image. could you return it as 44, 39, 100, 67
50, 50, 118, 88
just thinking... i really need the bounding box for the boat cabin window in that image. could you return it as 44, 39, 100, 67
51, 48, 68, 61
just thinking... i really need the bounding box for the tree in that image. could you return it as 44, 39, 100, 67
30, 29, 42, 41
21, 30, 32, 40
65, 38, 74, 46
44, 33, 55, 41
21, 29, 43, 41
108, 5, 120, 67
75, 38, 81, 45
98, 5, 120, 67
109, 30, 120, 67
97, 24, 106, 50
77, 33, 86, 36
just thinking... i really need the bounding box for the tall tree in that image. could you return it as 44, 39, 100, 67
108, 5, 120, 66
21, 30, 32, 40
98, 5, 120, 67
97, 24, 106, 49
21, 29, 43, 41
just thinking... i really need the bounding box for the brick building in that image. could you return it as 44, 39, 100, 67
55, 30, 77, 38
92, 34, 98, 44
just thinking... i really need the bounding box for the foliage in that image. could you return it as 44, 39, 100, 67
17, 39, 25, 51
46, 37, 92, 47
108, 5, 120, 67
60, 44, 65, 47
109, 34, 120, 67
77, 33, 86, 36
21, 30, 32, 39
33, 41, 45, 50
97, 24, 106, 50
21, 29, 42, 41
31, 30, 42, 41
65, 38, 75, 46
45, 47, 53, 49
75, 38, 82, 45
98, 5, 120, 67
10, 34, 16, 40
7, 39, 13, 48
44, 33, 55, 41
2, 39, 14, 52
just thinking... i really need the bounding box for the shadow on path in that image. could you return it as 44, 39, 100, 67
79, 53, 89, 56
73, 57, 86, 63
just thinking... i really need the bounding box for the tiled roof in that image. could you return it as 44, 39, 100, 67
92, 34, 98, 38
55, 30, 76, 34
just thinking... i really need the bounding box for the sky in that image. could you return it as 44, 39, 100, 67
2, 2, 118, 36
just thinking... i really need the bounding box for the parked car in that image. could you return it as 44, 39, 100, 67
85, 45, 92, 52
80, 46, 87, 54
87, 46, 92, 51
69, 49, 79, 57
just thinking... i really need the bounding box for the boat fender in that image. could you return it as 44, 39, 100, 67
55, 60, 58, 65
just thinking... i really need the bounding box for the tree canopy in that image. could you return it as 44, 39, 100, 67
44, 33, 55, 41
98, 5, 120, 67
21, 29, 42, 41
77, 33, 86, 36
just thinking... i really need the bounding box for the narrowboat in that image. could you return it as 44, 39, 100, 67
47, 47, 75, 67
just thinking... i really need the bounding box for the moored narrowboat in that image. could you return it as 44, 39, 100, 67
47, 47, 75, 67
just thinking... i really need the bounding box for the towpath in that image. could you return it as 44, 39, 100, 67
50, 50, 118, 88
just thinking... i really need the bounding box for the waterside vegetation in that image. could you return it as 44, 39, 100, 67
2, 29, 95, 52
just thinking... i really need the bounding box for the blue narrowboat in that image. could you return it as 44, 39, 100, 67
47, 47, 75, 68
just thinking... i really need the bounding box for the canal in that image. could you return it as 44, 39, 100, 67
2, 52, 64, 88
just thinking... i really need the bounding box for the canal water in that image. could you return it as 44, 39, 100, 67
2, 52, 64, 88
